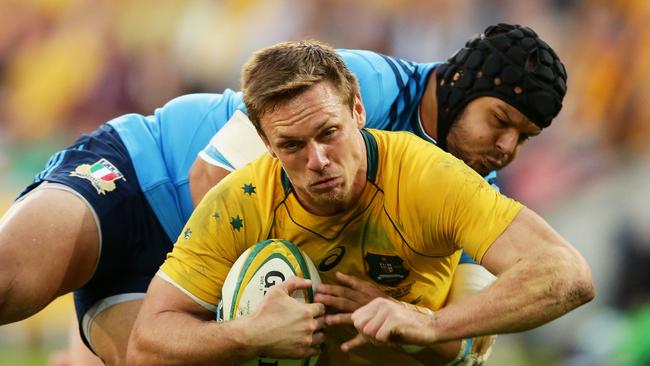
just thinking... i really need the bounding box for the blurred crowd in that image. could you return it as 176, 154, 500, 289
1, 0, 649, 365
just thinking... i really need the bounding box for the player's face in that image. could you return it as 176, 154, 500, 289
259, 81, 367, 216
446, 96, 541, 176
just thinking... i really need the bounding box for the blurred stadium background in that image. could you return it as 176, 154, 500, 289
1, 0, 649, 365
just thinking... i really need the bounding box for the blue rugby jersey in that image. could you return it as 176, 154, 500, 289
108, 90, 245, 241
109, 50, 499, 243
341, 49, 499, 190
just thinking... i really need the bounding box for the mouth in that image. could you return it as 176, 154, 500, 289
472, 160, 496, 175
483, 157, 505, 172
310, 176, 341, 191
483, 160, 498, 172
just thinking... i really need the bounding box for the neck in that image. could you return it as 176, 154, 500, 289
420, 70, 439, 141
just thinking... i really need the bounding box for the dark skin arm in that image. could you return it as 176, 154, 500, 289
189, 158, 232, 206
316, 272, 460, 365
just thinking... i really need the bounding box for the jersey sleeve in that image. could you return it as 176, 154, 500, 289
159, 166, 266, 309
338, 49, 397, 130
397, 137, 523, 263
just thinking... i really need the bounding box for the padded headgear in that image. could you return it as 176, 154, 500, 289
435, 23, 567, 149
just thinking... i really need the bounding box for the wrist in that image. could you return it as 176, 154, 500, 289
398, 300, 435, 316
228, 316, 260, 360
397, 301, 438, 345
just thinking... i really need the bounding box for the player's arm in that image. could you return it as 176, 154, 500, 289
342, 149, 594, 351
430, 206, 595, 339
189, 157, 231, 205
317, 272, 461, 364
129, 170, 326, 365
189, 110, 267, 205
128, 274, 324, 366
343, 207, 595, 351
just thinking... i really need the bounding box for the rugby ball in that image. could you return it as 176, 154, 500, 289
219, 239, 321, 366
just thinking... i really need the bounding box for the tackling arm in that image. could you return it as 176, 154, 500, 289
188, 158, 232, 206
344, 207, 595, 349
189, 110, 267, 205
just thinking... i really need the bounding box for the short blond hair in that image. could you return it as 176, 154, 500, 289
241, 40, 359, 132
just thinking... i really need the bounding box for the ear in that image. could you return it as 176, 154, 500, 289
352, 93, 366, 129
256, 128, 276, 158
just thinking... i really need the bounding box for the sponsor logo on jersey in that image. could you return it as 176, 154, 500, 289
365, 253, 410, 286
318, 246, 346, 271
69, 158, 125, 194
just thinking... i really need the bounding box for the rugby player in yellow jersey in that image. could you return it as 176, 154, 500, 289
127, 40, 594, 366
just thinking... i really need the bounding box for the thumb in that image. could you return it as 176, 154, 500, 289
275, 276, 313, 295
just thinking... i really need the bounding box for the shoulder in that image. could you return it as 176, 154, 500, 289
160, 91, 242, 115
368, 128, 484, 191
338, 49, 385, 68
367, 128, 442, 163
339, 49, 439, 76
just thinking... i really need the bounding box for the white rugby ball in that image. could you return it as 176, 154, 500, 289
219, 239, 321, 366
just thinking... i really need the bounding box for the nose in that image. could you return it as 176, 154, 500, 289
496, 130, 518, 157
306, 142, 329, 171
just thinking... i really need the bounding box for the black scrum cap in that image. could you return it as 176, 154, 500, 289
435, 23, 567, 149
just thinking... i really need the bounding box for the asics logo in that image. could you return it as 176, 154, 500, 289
318, 246, 346, 272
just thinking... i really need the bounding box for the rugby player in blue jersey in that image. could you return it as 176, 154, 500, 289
0, 23, 567, 365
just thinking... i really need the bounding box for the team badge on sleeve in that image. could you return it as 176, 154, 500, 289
70, 158, 125, 194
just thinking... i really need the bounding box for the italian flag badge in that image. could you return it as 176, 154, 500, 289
70, 158, 125, 194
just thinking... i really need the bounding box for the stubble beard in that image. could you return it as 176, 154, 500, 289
310, 186, 349, 213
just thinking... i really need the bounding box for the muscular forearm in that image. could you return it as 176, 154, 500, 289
128, 311, 255, 366
129, 276, 324, 365
429, 246, 594, 342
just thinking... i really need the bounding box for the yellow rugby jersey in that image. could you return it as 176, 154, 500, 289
160, 128, 523, 365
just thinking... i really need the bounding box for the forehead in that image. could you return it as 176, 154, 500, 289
478, 96, 541, 133
261, 82, 346, 134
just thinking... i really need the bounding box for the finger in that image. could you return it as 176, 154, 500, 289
313, 293, 357, 313
305, 345, 322, 358
311, 330, 326, 346
335, 271, 362, 288
308, 302, 326, 317
314, 314, 327, 331
350, 303, 376, 329
473, 335, 496, 355
277, 276, 312, 294
375, 321, 402, 345
361, 313, 384, 340
341, 333, 368, 352
316, 282, 350, 297
324, 313, 352, 326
